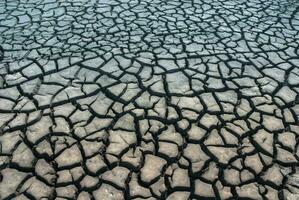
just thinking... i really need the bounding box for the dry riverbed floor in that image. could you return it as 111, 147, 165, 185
0, 0, 299, 199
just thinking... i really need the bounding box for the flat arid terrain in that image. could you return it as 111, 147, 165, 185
0, 0, 299, 199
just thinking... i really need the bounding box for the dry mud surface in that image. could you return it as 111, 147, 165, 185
0, 0, 299, 199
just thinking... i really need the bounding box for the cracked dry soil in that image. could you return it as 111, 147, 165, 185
0, 0, 299, 199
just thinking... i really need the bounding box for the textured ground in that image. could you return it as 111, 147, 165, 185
0, 0, 299, 199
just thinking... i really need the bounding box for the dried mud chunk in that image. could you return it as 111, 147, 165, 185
215, 180, 233, 199
0, 131, 22, 154
106, 130, 136, 156
140, 155, 167, 184
244, 154, 264, 174
194, 180, 215, 198
80, 175, 99, 189
199, 113, 219, 129
261, 165, 283, 186
114, 113, 135, 130
102, 166, 130, 188
253, 129, 274, 155
121, 148, 142, 168
173, 96, 203, 112
57, 170, 72, 184
35, 140, 54, 157
0, 169, 27, 199
204, 129, 224, 145
93, 183, 124, 200
166, 72, 190, 94
158, 142, 178, 159
81, 140, 104, 157
236, 99, 252, 117
35, 159, 56, 185
77, 191, 92, 200
158, 128, 183, 146
150, 177, 167, 197
201, 93, 221, 112
278, 131, 296, 150
166, 192, 190, 200
262, 115, 284, 132
55, 145, 83, 168
240, 169, 255, 182
207, 146, 238, 164
276, 147, 297, 164
224, 168, 241, 185
129, 173, 152, 198
275, 86, 297, 104
90, 95, 114, 115
201, 162, 219, 182
27, 116, 52, 143
187, 124, 206, 141
236, 183, 262, 199
169, 168, 190, 188
183, 143, 210, 173
20, 177, 54, 199
56, 185, 78, 199
265, 186, 279, 200
12, 142, 35, 169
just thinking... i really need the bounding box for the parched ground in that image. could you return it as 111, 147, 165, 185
0, 0, 299, 199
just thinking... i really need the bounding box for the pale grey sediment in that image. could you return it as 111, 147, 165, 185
0, 0, 299, 199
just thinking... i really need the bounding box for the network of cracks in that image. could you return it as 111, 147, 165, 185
0, 0, 299, 199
